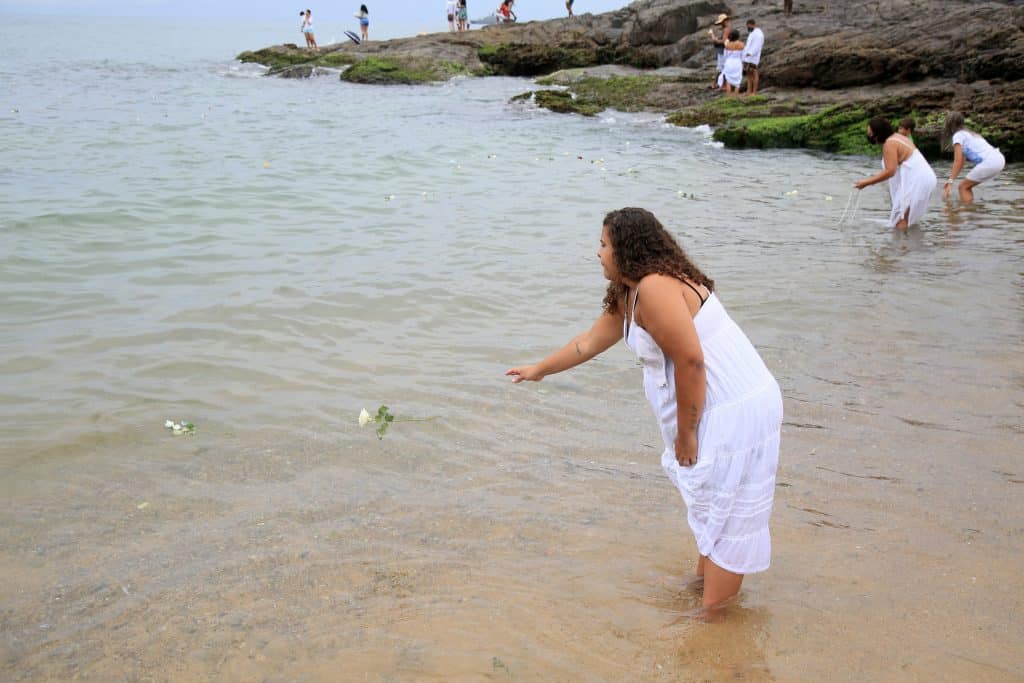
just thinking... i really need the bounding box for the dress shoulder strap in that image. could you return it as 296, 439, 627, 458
681, 279, 708, 306
891, 136, 916, 151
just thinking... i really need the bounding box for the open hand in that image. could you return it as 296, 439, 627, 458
505, 365, 543, 383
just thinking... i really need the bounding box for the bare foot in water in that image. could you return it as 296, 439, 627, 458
670, 594, 740, 624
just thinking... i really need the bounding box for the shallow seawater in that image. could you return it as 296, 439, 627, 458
1, 16, 1022, 682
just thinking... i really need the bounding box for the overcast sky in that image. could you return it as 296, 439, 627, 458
0, 0, 631, 30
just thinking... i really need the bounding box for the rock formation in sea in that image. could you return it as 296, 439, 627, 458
237, 0, 1023, 160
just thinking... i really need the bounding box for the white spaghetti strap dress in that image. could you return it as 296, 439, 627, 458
886, 137, 937, 228
624, 285, 782, 574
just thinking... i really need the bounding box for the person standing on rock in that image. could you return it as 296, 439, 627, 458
707, 14, 731, 90
566, 0, 574, 18
717, 29, 745, 96
942, 111, 1006, 205
356, 4, 370, 41
447, 0, 457, 32
742, 19, 764, 96
458, 0, 469, 31
854, 117, 937, 230
300, 9, 318, 52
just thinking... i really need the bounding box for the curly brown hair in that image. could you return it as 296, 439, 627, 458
601, 208, 714, 314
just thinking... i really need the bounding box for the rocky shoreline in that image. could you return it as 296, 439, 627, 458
237, 0, 1024, 161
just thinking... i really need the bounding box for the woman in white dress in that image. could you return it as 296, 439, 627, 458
854, 116, 937, 229
941, 111, 1006, 204
506, 208, 783, 612
717, 29, 745, 95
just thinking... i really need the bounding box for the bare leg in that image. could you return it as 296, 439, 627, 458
895, 209, 910, 230
959, 179, 978, 204
696, 554, 707, 577
701, 556, 744, 608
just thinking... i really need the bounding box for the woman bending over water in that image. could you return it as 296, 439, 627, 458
942, 111, 1005, 204
855, 117, 937, 229
506, 208, 783, 612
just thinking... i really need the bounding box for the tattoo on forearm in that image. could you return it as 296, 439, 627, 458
689, 404, 699, 430
575, 342, 582, 356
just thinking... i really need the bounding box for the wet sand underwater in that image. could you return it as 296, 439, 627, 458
3, 198, 1023, 680
1, 384, 1021, 681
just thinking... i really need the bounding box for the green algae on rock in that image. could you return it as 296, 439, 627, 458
515, 90, 604, 117
341, 56, 469, 85
537, 75, 663, 113
710, 105, 876, 156
237, 47, 357, 73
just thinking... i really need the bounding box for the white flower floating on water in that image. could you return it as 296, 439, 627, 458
164, 419, 195, 436
358, 404, 438, 440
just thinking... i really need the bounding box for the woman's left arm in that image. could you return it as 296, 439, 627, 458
635, 275, 706, 467
854, 140, 899, 189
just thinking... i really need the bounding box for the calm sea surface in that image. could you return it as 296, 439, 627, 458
1, 16, 1022, 682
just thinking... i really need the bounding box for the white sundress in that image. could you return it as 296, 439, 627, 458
717, 47, 743, 88
624, 285, 782, 575
886, 137, 937, 228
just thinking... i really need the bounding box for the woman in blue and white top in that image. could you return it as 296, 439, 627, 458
942, 111, 1005, 204
356, 4, 370, 41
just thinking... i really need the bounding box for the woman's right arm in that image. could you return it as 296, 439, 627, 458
944, 143, 965, 198
854, 139, 899, 189
505, 308, 624, 383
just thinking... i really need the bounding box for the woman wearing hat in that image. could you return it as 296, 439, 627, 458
707, 14, 731, 90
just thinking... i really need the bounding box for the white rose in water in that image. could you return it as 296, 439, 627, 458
165, 420, 175, 428
358, 409, 372, 427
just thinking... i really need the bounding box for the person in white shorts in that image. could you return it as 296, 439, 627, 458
942, 111, 1006, 204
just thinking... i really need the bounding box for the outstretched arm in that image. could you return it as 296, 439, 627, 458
854, 139, 899, 189
506, 308, 624, 382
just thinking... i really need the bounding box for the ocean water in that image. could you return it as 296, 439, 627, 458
1, 16, 1022, 682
